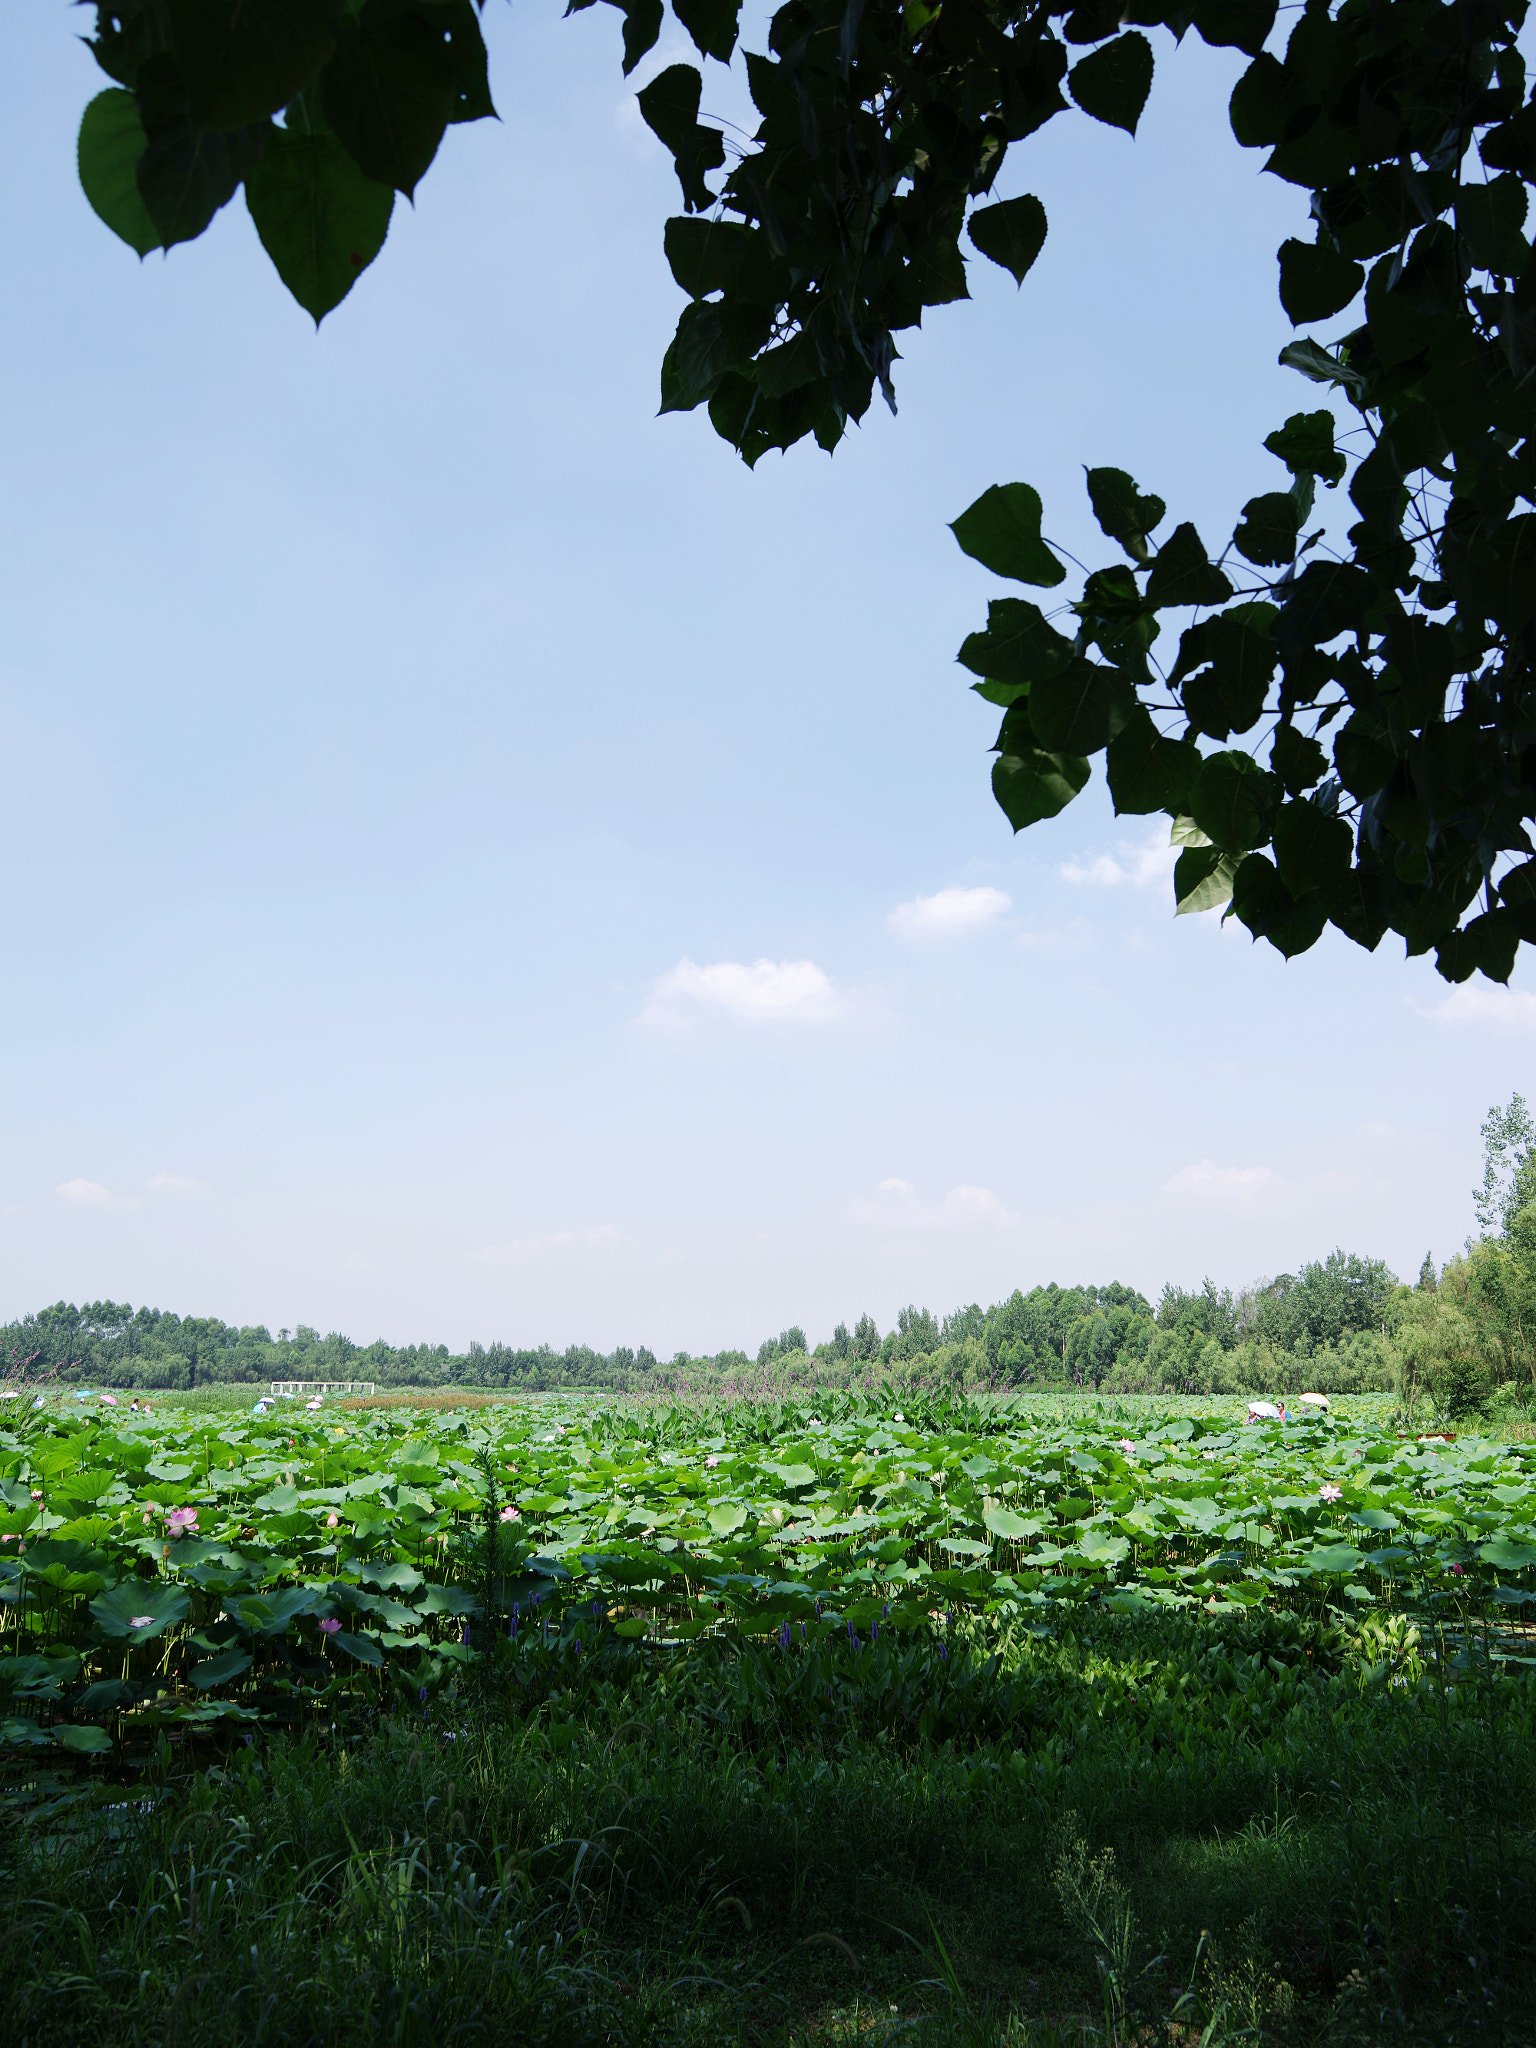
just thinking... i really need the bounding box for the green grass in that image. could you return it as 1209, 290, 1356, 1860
4, 1604, 1533, 2046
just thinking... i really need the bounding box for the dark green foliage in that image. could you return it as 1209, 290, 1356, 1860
1242, 1251, 1398, 1357
943, 0, 1536, 983
77, 0, 493, 319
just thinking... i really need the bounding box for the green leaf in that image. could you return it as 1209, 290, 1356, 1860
1481, 102, 1536, 176
659, 300, 772, 413
1277, 237, 1365, 323
189, 1648, 253, 1689
1085, 467, 1165, 564
967, 195, 1047, 285
958, 598, 1074, 700
1272, 799, 1353, 894
1189, 750, 1279, 853
1333, 715, 1395, 799
1190, 0, 1276, 58
1067, 33, 1154, 136
951, 484, 1065, 587
90, 1582, 191, 1642
1305, 1544, 1365, 1575
1269, 723, 1328, 793
1174, 846, 1238, 915
323, 0, 485, 197
1106, 708, 1200, 815
1232, 492, 1299, 568
1175, 604, 1278, 739
1275, 560, 1373, 652
416, 1583, 480, 1616
1277, 338, 1365, 397
165, 0, 340, 129
992, 742, 1091, 830
671, 0, 740, 62
709, 1503, 747, 1536
1230, 853, 1328, 956
1146, 523, 1233, 609
245, 118, 393, 322
637, 65, 727, 212
1479, 1537, 1536, 1571
78, 90, 161, 256
1264, 410, 1346, 486
1456, 174, 1529, 274
1027, 660, 1136, 753
134, 59, 268, 248
983, 1506, 1036, 1541
663, 217, 784, 303
360, 1560, 425, 1592
1228, 51, 1286, 147
1437, 911, 1519, 987
56, 1724, 114, 1755
332, 1629, 384, 1666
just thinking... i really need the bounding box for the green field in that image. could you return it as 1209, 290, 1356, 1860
3, 1386, 1534, 2044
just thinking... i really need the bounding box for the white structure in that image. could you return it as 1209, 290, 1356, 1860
269, 1381, 376, 1397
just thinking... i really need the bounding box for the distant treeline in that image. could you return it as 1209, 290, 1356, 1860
1, 1249, 1410, 1397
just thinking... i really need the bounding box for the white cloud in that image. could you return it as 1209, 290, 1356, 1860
1061, 832, 1177, 889
1162, 1160, 1285, 1205
887, 885, 1011, 941
474, 1226, 625, 1267
851, 1177, 1019, 1233
56, 1178, 113, 1208
639, 956, 843, 1028
146, 1172, 208, 1196
1419, 984, 1536, 1030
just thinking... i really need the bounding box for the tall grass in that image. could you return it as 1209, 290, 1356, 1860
4, 1605, 1532, 2045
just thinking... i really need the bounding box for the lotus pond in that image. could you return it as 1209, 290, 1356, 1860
4, 1387, 1534, 1758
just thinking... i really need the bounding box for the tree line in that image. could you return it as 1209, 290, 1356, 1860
0, 1245, 1444, 1399
10, 1096, 1534, 1416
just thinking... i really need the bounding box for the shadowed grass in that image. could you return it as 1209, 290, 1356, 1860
3, 1606, 1533, 2045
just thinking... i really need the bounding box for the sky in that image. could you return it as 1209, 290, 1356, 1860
1, 4, 1530, 1355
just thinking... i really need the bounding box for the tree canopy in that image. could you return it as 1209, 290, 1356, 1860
74, 0, 1536, 981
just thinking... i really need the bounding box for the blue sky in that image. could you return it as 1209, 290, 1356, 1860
1, 4, 1529, 1354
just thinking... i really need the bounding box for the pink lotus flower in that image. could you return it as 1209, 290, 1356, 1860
1451, 1562, 1465, 1576
1118, 1439, 1136, 1454
165, 1507, 198, 1535
1318, 1483, 1342, 1503
129, 1614, 155, 1629
326, 1514, 339, 1528
705, 1455, 721, 1469
500, 1504, 520, 1520
319, 1617, 342, 1635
